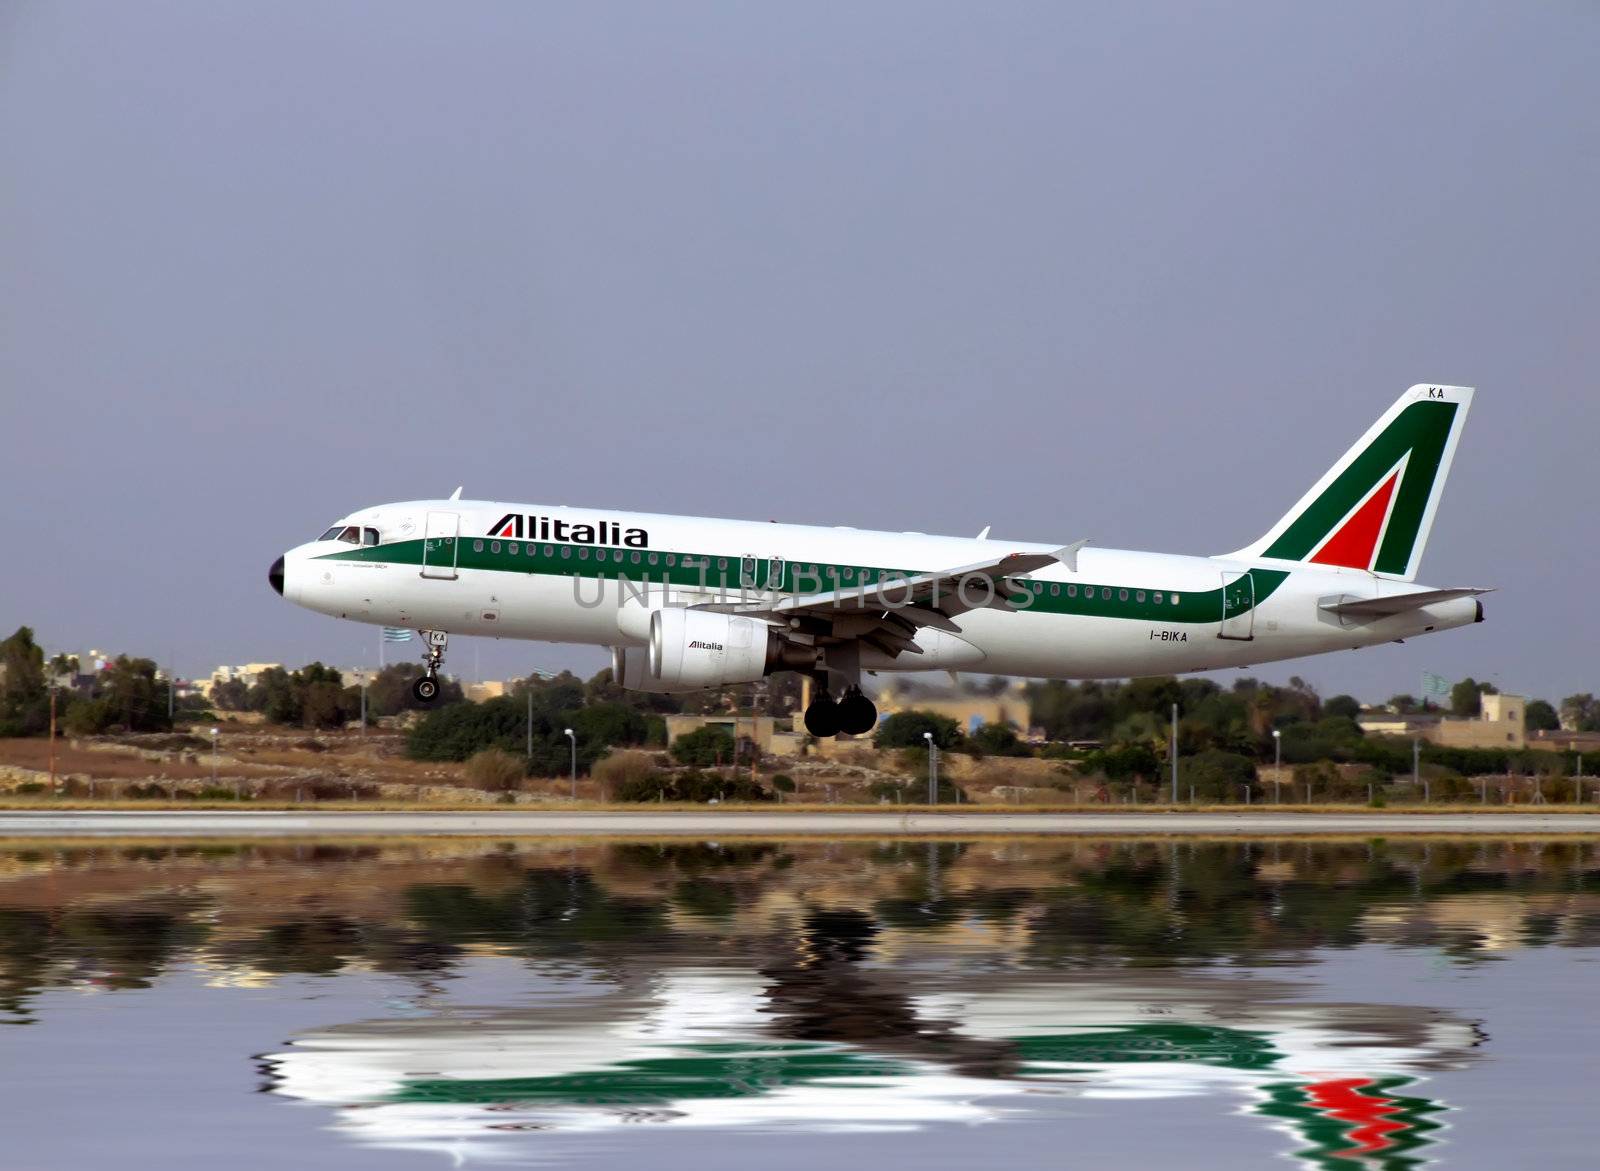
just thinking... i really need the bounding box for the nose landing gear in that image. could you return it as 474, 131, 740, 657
411, 630, 449, 703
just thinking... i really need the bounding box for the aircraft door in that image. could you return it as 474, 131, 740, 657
1219, 571, 1254, 640
421, 512, 460, 580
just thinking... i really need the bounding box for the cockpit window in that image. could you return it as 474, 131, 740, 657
319, 524, 376, 545
362, 528, 379, 546
319, 526, 344, 542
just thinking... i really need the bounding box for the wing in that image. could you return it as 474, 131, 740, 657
698, 540, 1088, 661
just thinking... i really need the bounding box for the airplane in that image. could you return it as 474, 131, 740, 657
269, 384, 1484, 737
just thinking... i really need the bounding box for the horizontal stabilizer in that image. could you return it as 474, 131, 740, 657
1319, 587, 1491, 619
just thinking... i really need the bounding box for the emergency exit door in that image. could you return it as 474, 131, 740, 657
1219, 572, 1254, 640
421, 512, 460, 580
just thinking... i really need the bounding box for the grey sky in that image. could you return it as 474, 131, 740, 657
2, 2, 1596, 701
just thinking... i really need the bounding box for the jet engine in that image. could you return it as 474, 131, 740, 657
611, 645, 707, 695
639, 608, 812, 689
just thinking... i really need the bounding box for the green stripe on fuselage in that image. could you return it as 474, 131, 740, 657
316, 540, 1287, 624
318, 540, 1292, 627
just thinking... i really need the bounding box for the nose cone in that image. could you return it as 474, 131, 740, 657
269, 555, 285, 596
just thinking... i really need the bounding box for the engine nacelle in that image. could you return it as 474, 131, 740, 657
649, 608, 804, 688
611, 645, 707, 695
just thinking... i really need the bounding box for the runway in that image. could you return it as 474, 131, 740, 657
3, 810, 1600, 837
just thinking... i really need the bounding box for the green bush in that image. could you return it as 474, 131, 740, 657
875, 710, 964, 751
616, 769, 773, 803
967, 722, 1030, 757
770, 774, 795, 793
1178, 750, 1259, 801
670, 725, 736, 768
1081, 742, 1161, 782
465, 748, 524, 793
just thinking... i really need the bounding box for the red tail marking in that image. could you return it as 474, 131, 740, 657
1309, 472, 1399, 569
1304, 1076, 1407, 1156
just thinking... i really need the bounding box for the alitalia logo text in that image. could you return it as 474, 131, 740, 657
489, 513, 649, 548
688, 640, 724, 652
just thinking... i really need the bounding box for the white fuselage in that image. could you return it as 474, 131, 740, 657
274, 499, 1480, 680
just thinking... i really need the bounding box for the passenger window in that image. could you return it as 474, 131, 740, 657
1154, 592, 1163, 604
1050, 584, 1059, 596
631, 551, 641, 564
1118, 589, 1128, 601
1101, 587, 1111, 599
508, 542, 518, 555
1033, 582, 1043, 594
666, 553, 676, 566
362, 528, 380, 546
578, 548, 589, 560
1067, 585, 1077, 598
648, 552, 658, 565
490, 541, 500, 554
1136, 591, 1145, 603
560, 547, 570, 559
1171, 594, 1181, 605
473, 540, 484, 553
613, 550, 623, 562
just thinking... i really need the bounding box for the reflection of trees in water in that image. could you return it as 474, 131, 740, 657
0, 839, 1598, 1021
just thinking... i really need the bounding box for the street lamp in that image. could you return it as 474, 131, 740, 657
922, 731, 936, 805
564, 727, 577, 800
209, 727, 219, 791
1271, 729, 1281, 804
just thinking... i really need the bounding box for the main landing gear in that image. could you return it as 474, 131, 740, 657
803, 682, 877, 738
411, 630, 449, 703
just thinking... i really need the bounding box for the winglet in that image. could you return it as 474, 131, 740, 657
1053, 539, 1091, 573
449, 486, 463, 502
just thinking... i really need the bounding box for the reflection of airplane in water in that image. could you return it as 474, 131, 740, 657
264, 915, 1480, 1167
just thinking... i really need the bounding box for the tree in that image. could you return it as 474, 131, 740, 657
968, 722, 1029, 757
874, 710, 964, 751
1323, 694, 1362, 721
1178, 750, 1259, 801
1524, 699, 1560, 732
1450, 677, 1496, 718
367, 663, 464, 715
1081, 742, 1161, 782
211, 678, 251, 712
1560, 694, 1600, 733
670, 725, 736, 767
0, 627, 48, 736
571, 701, 649, 749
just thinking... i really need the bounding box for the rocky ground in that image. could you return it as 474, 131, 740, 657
0, 725, 1075, 806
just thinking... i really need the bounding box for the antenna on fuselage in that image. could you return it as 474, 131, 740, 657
448, 486, 463, 501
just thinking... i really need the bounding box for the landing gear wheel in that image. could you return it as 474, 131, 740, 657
411, 629, 449, 704
803, 698, 841, 738
836, 689, 878, 737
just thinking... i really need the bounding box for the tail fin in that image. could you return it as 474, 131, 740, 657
1228, 384, 1474, 581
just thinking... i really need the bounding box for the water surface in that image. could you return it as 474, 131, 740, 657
1, 837, 1596, 1168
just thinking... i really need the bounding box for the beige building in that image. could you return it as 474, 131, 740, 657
205, 662, 283, 696
664, 714, 794, 755
1361, 694, 1526, 749
875, 680, 1033, 737
465, 680, 511, 703
1433, 693, 1526, 749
